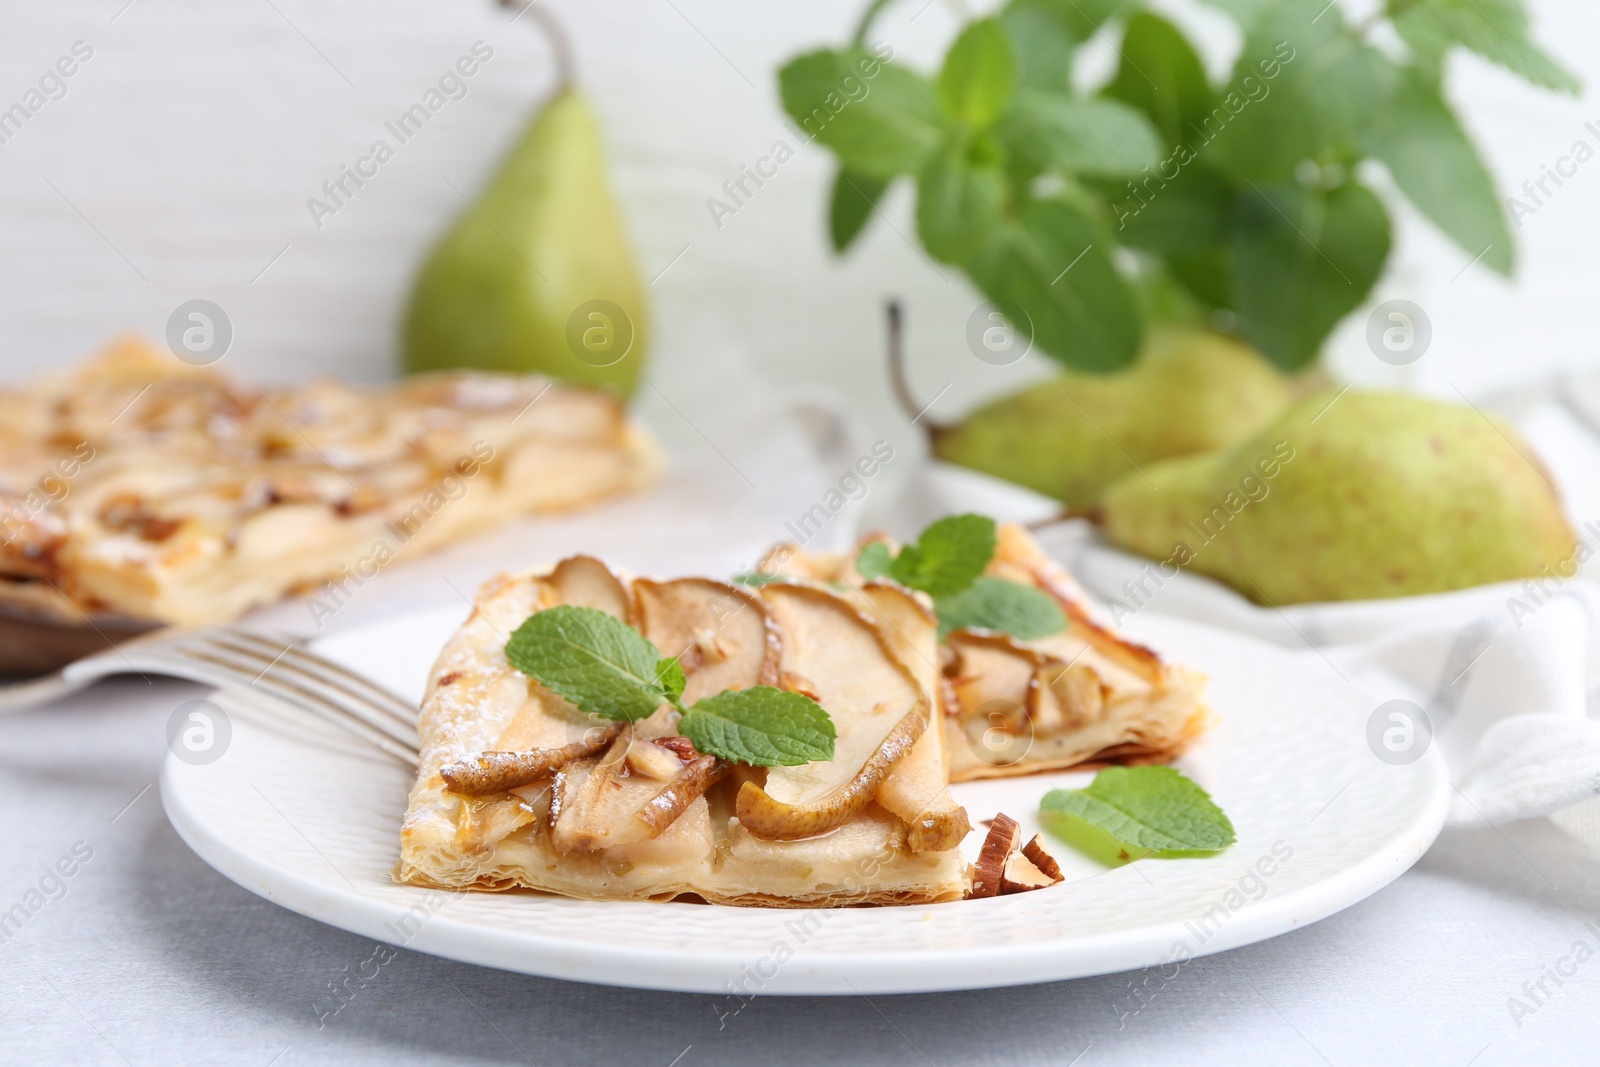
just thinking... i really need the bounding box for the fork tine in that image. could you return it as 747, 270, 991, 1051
205, 630, 418, 731
167, 645, 419, 764
176, 639, 417, 749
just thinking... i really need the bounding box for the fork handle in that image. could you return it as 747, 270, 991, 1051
0, 671, 82, 714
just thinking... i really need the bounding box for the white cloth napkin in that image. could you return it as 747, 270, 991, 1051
876, 398, 1600, 845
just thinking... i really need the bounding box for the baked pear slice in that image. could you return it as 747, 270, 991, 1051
733, 584, 953, 842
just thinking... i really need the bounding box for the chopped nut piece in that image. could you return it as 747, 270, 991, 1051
969, 812, 1021, 899
654, 736, 697, 761
1000, 852, 1058, 894
625, 738, 684, 780
1020, 834, 1063, 882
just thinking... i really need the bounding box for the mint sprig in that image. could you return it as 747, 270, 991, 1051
1041, 766, 1235, 857
504, 606, 668, 723
503, 605, 836, 767
857, 513, 996, 598
678, 687, 836, 766
855, 514, 1065, 641
934, 576, 1065, 639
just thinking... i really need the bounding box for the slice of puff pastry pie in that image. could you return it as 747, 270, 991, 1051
396, 555, 971, 906
757, 520, 1211, 783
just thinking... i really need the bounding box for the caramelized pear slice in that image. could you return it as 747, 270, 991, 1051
547, 554, 632, 621
944, 630, 1042, 721
857, 582, 972, 852
757, 584, 922, 804
734, 707, 925, 841
633, 577, 779, 703
440, 722, 621, 794
635, 754, 727, 836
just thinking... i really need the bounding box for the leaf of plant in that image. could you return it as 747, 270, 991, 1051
999, 0, 1078, 91
1103, 12, 1213, 151
934, 577, 1066, 639
1166, 247, 1234, 310
1207, 0, 1400, 182
916, 144, 1006, 263
893, 513, 997, 598
829, 167, 889, 253
1041, 766, 1235, 852
779, 49, 947, 179
1359, 68, 1512, 275
937, 17, 1016, 128
679, 686, 837, 766
964, 197, 1143, 372
1109, 164, 1237, 255
1029, 0, 1138, 39
655, 656, 686, 707
504, 605, 666, 722
1230, 180, 1391, 369
1193, 0, 1277, 27
1392, 0, 1578, 94
855, 540, 894, 582
997, 92, 1163, 178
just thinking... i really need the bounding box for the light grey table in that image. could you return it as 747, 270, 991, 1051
3, 673, 1597, 1067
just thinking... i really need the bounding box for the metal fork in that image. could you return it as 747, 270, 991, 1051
0, 627, 420, 765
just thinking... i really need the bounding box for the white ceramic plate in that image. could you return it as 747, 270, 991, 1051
160, 606, 1449, 995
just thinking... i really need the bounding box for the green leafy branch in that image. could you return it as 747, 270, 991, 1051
780, 0, 1576, 371
856, 513, 1067, 639
504, 605, 836, 767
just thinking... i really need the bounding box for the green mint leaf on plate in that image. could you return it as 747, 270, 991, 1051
854, 540, 895, 582
1041, 766, 1235, 856
935, 577, 1065, 639
504, 605, 667, 723
731, 571, 780, 588
679, 686, 837, 767
655, 656, 687, 709
936, 17, 1015, 128
865, 513, 996, 598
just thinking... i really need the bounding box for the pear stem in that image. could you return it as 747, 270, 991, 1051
500, 0, 576, 92
886, 300, 950, 436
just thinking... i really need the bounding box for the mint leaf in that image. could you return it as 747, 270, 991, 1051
1393, 0, 1578, 94
916, 143, 1006, 262
965, 198, 1143, 372
855, 540, 894, 581
679, 686, 837, 766
779, 49, 947, 179
1041, 766, 1235, 853
997, 93, 1162, 178
504, 605, 666, 722
731, 571, 780, 588
937, 17, 1016, 128
830, 167, 889, 253
655, 656, 687, 709
1110, 165, 1235, 256
999, 0, 1079, 91
1231, 181, 1390, 369
935, 577, 1066, 639
892, 513, 997, 597
1102, 13, 1214, 152
1359, 68, 1512, 275
1208, 0, 1399, 183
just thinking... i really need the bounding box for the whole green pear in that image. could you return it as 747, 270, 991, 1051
932, 327, 1292, 507
402, 89, 647, 396
1099, 389, 1577, 604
